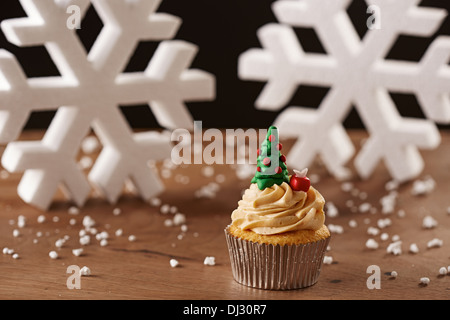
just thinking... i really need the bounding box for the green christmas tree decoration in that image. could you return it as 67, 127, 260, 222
251, 126, 289, 190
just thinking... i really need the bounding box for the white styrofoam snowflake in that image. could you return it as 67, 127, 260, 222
239, 0, 450, 182
0, 0, 215, 210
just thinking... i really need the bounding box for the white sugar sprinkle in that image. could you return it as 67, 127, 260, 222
411, 176, 435, 196
367, 226, 379, 236
325, 202, 339, 218
72, 248, 83, 257
420, 277, 430, 285
170, 259, 179, 268
439, 267, 447, 275
390, 271, 398, 278
422, 215, 438, 229
409, 243, 419, 254
365, 238, 379, 250
427, 238, 443, 249
12, 253, 19, 259
37, 215, 46, 223
79, 235, 91, 246
80, 266, 91, 276
204, 256, 216, 266
128, 235, 136, 242
49, 251, 58, 259
323, 256, 333, 265
386, 241, 402, 255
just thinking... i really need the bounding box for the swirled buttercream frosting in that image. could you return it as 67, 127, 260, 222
231, 182, 325, 235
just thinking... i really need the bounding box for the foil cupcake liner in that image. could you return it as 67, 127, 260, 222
224, 226, 330, 290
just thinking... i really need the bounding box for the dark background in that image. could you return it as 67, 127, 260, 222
0, 0, 449, 130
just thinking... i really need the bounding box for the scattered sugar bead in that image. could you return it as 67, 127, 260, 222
380, 233, 389, 241
68, 206, 80, 215
82, 216, 95, 229
7, 248, 14, 255
170, 259, 179, 268
160, 204, 170, 214
80, 266, 91, 276
341, 182, 353, 192
427, 238, 443, 249
52, 216, 60, 222
411, 176, 435, 196
13, 229, 20, 237
367, 226, 379, 236
3, 247, 9, 255
215, 174, 226, 183
328, 224, 344, 234
37, 215, 46, 223
128, 235, 136, 242
17, 215, 26, 228
115, 229, 123, 237
69, 218, 77, 226
112, 207, 122, 216
79, 235, 91, 246
390, 271, 398, 278
420, 277, 430, 285
164, 219, 173, 227
377, 218, 391, 229
391, 234, 400, 241
55, 238, 65, 248
72, 248, 83, 257
387, 241, 402, 255
397, 209, 406, 218
385, 180, 399, 191
348, 219, 357, 228
323, 256, 333, 265
439, 267, 447, 275
359, 202, 371, 213
170, 206, 178, 214
12, 253, 19, 259
149, 197, 162, 207
201, 166, 214, 177
49, 251, 58, 259
204, 256, 216, 266
325, 202, 339, 218
100, 239, 108, 247
365, 238, 379, 250
173, 213, 186, 226
422, 215, 437, 229
180, 224, 188, 232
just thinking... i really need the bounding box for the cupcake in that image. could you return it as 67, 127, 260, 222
225, 126, 330, 290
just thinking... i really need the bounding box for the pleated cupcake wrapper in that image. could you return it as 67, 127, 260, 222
225, 226, 330, 290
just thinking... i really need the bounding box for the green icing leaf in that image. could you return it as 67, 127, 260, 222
252, 126, 289, 190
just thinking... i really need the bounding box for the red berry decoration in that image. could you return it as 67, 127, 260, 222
280, 155, 286, 163
289, 168, 311, 192
256, 166, 261, 172
275, 166, 282, 174
277, 143, 283, 151
262, 157, 271, 166
257, 148, 260, 156
268, 134, 275, 142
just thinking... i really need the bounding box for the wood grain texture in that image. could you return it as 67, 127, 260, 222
0, 130, 449, 300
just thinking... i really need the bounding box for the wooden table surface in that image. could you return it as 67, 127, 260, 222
1, 130, 449, 300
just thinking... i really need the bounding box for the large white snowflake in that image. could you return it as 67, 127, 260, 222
0, 0, 215, 210
239, 0, 450, 182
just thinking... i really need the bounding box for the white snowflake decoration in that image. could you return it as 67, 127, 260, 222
239, 0, 450, 182
0, 0, 215, 210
